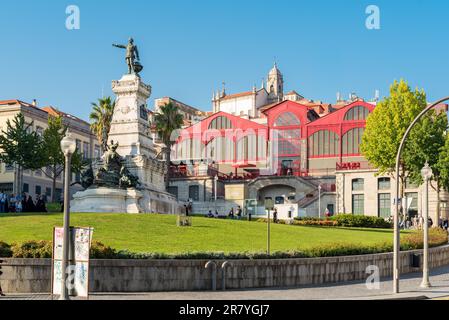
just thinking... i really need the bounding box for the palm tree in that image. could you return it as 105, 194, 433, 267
153, 102, 184, 191
89, 97, 115, 153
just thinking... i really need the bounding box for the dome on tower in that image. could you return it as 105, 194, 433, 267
269, 62, 282, 76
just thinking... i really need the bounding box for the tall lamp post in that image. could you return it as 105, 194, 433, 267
318, 184, 322, 219
59, 129, 76, 300
214, 174, 218, 213
421, 161, 432, 288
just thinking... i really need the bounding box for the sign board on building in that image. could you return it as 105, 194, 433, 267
51, 227, 93, 299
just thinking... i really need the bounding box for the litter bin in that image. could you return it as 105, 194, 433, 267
410, 253, 421, 268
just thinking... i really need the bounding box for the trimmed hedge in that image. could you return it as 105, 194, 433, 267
1, 228, 447, 259
330, 214, 393, 228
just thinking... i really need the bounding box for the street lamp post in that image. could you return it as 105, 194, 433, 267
214, 174, 218, 213
59, 129, 76, 300
318, 184, 322, 219
421, 161, 432, 288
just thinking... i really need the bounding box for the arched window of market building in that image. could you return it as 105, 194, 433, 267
236, 134, 257, 162
206, 136, 235, 163
344, 106, 370, 121
273, 112, 301, 127
342, 127, 365, 155
208, 116, 233, 130
308, 130, 340, 157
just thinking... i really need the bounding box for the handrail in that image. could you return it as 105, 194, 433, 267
221, 261, 232, 291
205, 261, 217, 291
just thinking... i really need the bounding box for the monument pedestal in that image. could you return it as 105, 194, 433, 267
70, 188, 143, 214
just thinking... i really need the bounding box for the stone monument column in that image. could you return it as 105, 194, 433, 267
109, 74, 155, 158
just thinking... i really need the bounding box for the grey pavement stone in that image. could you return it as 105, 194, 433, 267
2, 265, 449, 300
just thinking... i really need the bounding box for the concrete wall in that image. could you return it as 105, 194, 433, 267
2, 245, 449, 293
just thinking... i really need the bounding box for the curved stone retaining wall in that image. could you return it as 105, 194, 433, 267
1, 245, 449, 293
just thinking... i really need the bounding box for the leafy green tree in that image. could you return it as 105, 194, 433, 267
89, 97, 115, 153
39, 116, 84, 202
360, 79, 427, 200
153, 102, 184, 190
405, 110, 448, 221
0, 113, 43, 195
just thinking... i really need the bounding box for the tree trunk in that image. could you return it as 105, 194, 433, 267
165, 146, 171, 191
436, 179, 441, 227
52, 167, 57, 203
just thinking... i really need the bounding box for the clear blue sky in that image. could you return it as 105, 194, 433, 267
1, 0, 449, 121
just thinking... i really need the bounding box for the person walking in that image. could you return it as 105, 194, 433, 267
273, 208, 278, 223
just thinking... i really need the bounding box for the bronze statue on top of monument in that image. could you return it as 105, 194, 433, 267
113, 37, 143, 75
80, 140, 139, 190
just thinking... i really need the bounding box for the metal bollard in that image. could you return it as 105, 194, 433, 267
221, 261, 232, 291
205, 261, 217, 291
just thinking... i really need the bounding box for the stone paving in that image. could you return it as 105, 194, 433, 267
1, 265, 449, 300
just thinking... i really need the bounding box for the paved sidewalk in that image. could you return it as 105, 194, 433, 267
2, 265, 449, 300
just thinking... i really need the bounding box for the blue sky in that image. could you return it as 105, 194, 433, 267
1, 0, 449, 120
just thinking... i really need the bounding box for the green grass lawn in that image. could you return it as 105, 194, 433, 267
0, 212, 399, 254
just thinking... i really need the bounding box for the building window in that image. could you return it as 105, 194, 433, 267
405, 192, 418, 217
405, 178, 418, 189
206, 137, 234, 163
378, 178, 391, 190
189, 185, 200, 201
378, 193, 391, 218
352, 178, 364, 191
208, 116, 233, 130
236, 135, 257, 162
45, 187, 52, 198
35, 185, 41, 195
274, 129, 301, 156
23, 183, 29, 193
344, 106, 370, 121
55, 188, 62, 201
83, 142, 90, 159
168, 186, 178, 199
5, 164, 14, 172
342, 127, 365, 155
274, 112, 301, 127
308, 130, 339, 157
35, 170, 42, 177
36, 126, 44, 137
352, 194, 364, 215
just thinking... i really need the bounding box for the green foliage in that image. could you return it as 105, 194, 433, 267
46, 202, 62, 213
153, 102, 184, 148
401, 228, 448, 250
40, 115, 84, 201
90, 241, 117, 259
361, 79, 427, 177
330, 214, 393, 228
437, 134, 449, 193
0, 113, 43, 170
405, 110, 448, 184
153, 102, 184, 190
0, 241, 12, 257
89, 97, 115, 153
11, 241, 52, 258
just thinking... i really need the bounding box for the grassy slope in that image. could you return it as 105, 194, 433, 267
0, 213, 398, 253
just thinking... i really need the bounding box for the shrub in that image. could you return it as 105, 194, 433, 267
402, 228, 448, 250
11, 240, 52, 258
90, 241, 117, 259
331, 214, 392, 228
0, 241, 12, 257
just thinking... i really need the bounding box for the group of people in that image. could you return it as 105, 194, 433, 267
0, 191, 47, 213
205, 206, 244, 219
